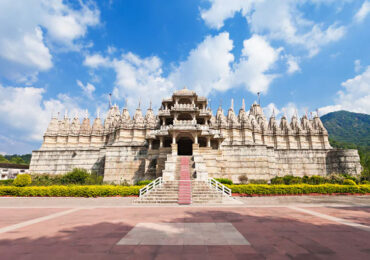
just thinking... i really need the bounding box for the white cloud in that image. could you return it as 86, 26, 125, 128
0, 0, 99, 83
0, 84, 84, 141
354, 1, 370, 23
84, 33, 282, 109
201, 0, 346, 56
83, 53, 110, 68
201, 0, 253, 29
319, 66, 370, 115
286, 55, 300, 74
169, 32, 234, 96
354, 59, 362, 73
232, 35, 281, 93
77, 80, 95, 99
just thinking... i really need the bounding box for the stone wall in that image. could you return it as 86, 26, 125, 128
30, 144, 361, 184
30, 148, 105, 175
198, 145, 362, 183
103, 146, 171, 184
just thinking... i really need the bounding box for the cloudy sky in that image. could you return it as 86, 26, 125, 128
0, 0, 369, 154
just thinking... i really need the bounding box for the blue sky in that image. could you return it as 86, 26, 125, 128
0, 0, 369, 154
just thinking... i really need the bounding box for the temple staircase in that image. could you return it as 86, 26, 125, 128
135, 155, 238, 204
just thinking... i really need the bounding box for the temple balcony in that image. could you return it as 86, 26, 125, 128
171, 103, 198, 111
158, 109, 171, 116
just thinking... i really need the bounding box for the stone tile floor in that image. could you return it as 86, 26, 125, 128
117, 223, 250, 245
0, 196, 369, 259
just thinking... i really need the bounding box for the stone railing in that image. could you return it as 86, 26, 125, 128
172, 103, 196, 110
173, 119, 196, 126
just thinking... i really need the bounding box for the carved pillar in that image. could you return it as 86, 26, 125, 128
159, 137, 163, 148
148, 139, 152, 150
207, 137, 211, 147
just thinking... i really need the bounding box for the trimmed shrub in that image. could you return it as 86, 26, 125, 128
215, 178, 233, 185
61, 168, 90, 185
327, 174, 345, 184
305, 175, 326, 185
238, 175, 248, 184
85, 172, 104, 185
249, 179, 268, 184
282, 175, 302, 185
226, 184, 370, 195
13, 174, 32, 187
136, 180, 152, 186
0, 185, 143, 197
0, 179, 14, 186
343, 179, 356, 185
31, 173, 64, 186
270, 176, 284, 185
361, 180, 370, 184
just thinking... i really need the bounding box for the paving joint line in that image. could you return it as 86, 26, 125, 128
288, 206, 370, 232
0, 208, 81, 234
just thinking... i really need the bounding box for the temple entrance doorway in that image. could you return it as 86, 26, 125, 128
177, 137, 193, 155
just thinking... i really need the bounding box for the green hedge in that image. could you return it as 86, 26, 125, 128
0, 185, 143, 197
226, 184, 370, 195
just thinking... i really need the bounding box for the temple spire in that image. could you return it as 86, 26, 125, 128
84, 109, 89, 119
242, 98, 245, 110
230, 98, 234, 110
64, 109, 68, 119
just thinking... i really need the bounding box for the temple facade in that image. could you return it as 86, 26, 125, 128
30, 88, 362, 184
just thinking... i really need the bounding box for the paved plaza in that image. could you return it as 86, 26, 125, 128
0, 196, 369, 259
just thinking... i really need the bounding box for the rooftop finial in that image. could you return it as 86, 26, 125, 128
74, 110, 78, 118
97, 108, 100, 118
230, 98, 234, 110
316, 108, 319, 117
242, 98, 245, 110
305, 108, 308, 118
85, 109, 89, 119
149, 100, 152, 110
257, 92, 261, 105
294, 109, 298, 118
271, 108, 275, 118
64, 109, 68, 119
108, 93, 112, 108
138, 98, 141, 109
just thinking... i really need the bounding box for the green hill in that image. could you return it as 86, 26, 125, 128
321, 110, 370, 176
321, 110, 370, 148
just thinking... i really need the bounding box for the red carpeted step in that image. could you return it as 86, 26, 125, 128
178, 157, 192, 205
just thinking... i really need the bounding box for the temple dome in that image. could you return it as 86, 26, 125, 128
173, 87, 195, 96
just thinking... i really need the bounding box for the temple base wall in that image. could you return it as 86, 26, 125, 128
29, 148, 105, 175
30, 145, 361, 185
199, 146, 362, 183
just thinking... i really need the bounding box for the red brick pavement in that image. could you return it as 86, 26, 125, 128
0, 206, 369, 259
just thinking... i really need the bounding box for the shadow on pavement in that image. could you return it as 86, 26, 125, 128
0, 208, 369, 259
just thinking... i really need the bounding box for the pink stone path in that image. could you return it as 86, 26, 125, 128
0, 205, 369, 259
178, 157, 191, 205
